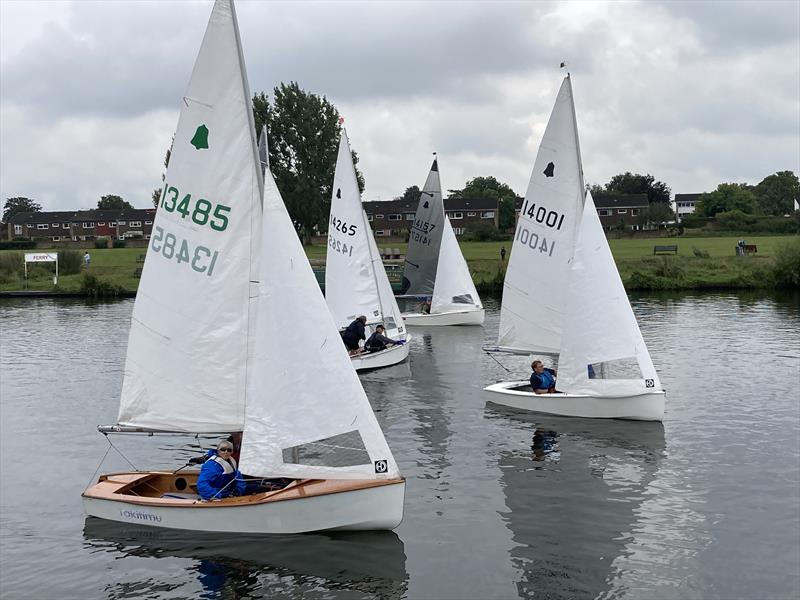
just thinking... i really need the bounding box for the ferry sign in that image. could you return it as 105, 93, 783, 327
25, 253, 58, 263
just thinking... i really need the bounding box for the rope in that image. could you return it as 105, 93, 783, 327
484, 349, 513, 373
106, 434, 139, 471
84, 442, 113, 492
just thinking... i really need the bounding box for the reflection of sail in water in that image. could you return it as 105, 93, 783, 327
83, 517, 408, 599
495, 413, 665, 599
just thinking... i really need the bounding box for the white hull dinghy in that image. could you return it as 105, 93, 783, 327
399, 158, 484, 326
484, 73, 665, 421
325, 130, 410, 370
83, 0, 405, 532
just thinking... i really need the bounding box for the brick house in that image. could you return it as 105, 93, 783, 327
514, 193, 651, 231
362, 198, 498, 237
7, 208, 157, 242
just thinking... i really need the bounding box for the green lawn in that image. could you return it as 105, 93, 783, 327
1, 234, 796, 293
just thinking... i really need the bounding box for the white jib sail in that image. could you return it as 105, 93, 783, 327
431, 217, 483, 314
498, 75, 585, 355
402, 159, 445, 296
557, 193, 661, 396
365, 209, 407, 339
325, 130, 404, 338
240, 169, 400, 480
118, 0, 260, 432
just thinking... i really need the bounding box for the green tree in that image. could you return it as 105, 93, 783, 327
755, 171, 799, 216
2, 197, 42, 223
448, 176, 518, 230
636, 202, 675, 228
696, 183, 758, 217
394, 185, 422, 203
98, 195, 133, 210
602, 172, 671, 205
153, 139, 174, 208
253, 84, 364, 243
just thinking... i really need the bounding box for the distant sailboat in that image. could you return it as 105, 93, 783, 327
484, 74, 665, 421
82, 0, 405, 532
325, 129, 411, 370
400, 158, 484, 326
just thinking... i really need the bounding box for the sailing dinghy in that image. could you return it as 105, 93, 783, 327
82, 0, 405, 533
325, 129, 411, 370
400, 158, 484, 326
484, 74, 665, 421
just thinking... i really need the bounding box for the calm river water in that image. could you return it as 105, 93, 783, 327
1, 293, 799, 600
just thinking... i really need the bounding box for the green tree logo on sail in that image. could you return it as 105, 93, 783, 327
190, 124, 209, 150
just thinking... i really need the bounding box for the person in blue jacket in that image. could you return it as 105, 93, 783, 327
197, 440, 246, 500
530, 360, 558, 394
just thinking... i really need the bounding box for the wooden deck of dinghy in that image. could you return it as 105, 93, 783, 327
82, 471, 404, 508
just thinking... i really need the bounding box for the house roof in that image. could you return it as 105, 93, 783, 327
10, 208, 157, 224
592, 193, 648, 209
674, 193, 703, 203
363, 197, 498, 214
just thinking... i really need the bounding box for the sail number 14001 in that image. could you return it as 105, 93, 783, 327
151, 226, 219, 276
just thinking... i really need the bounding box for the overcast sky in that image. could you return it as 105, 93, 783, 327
1, 0, 798, 211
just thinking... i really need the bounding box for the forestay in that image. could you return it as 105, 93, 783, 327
498, 75, 584, 355
557, 193, 661, 396
240, 169, 400, 480
401, 159, 445, 296
431, 217, 483, 314
118, 0, 260, 432
325, 131, 404, 338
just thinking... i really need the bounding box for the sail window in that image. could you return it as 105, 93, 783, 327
588, 357, 643, 380
450, 294, 474, 304
282, 430, 370, 468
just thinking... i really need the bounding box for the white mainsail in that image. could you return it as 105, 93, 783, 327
431, 217, 483, 313
557, 193, 661, 396
498, 75, 585, 355
118, 0, 260, 432
325, 130, 405, 338
240, 169, 400, 480
402, 159, 445, 296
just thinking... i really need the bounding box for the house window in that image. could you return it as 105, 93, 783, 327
97, 222, 106, 226
453, 227, 465, 235
52, 236, 61, 241
481, 211, 495, 219
145, 235, 151, 240
375, 214, 384, 220
82, 222, 95, 228
405, 213, 414, 220
617, 209, 627, 214
388, 214, 401, 221
448, 212, 463, 219
62, 223, 69, 229
37, 224, 49, 229
14, 224, 22, 235
375, 230, 385, 236
145, 221, 153, 225
118, 221, 126, 225
630, 209, 639, 216
598, 209, 611, 216
109, 222, 116, 227
367, 214, 373, 221
129, 221, 142, 227
467, 212, 477, 217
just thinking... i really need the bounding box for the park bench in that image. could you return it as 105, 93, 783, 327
653, 245, 678, 255
134, 267, 143, 278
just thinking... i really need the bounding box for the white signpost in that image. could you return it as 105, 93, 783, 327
24, 252, 59, 286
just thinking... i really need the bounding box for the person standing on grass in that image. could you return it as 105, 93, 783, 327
84, 252, 91, 269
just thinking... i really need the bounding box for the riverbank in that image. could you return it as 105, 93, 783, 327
1, 235, 797, 296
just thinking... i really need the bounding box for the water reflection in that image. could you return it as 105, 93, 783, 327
489, 408, 665, 600
83, 517, 408, 599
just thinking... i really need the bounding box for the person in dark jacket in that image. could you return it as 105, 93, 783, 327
341, 315, 367, 355
364, 324, 402, 353
530, 360, 558, 394
197, 440, 246, 500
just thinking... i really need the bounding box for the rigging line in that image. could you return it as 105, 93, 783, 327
484, 349, 513, 373
106, 434, 140, 471
84, 442, 113, 492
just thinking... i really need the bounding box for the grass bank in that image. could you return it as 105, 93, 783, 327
1, 235, 797, 294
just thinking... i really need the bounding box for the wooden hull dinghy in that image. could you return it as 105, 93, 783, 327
83, 473, 405, 533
